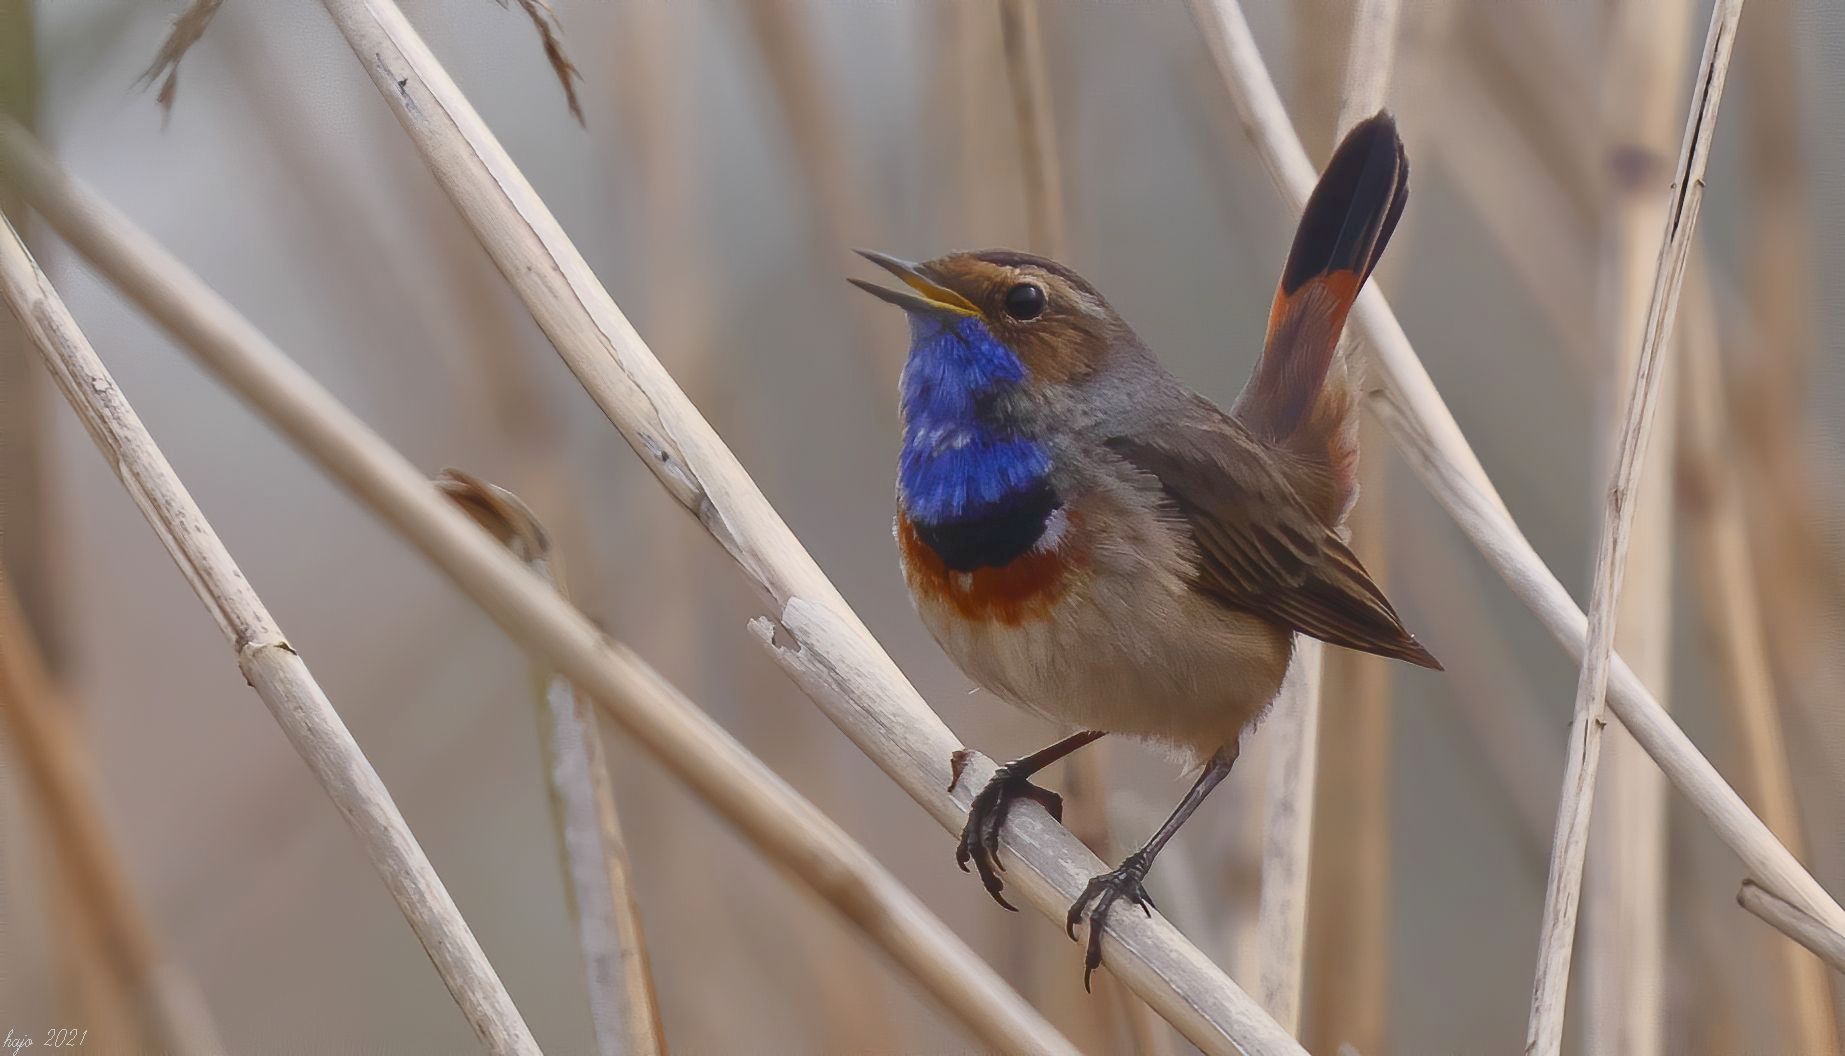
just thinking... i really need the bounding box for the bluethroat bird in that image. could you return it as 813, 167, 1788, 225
852, 113, 1439, 986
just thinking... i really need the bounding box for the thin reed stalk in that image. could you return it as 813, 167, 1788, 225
0, 577, 222, 1054
1525, 4, 1742, 1050
0, 215, 542, 1056
0, 121, 1086, 1056
294, 2, 1308, 1050
1182, 0, 1845, 940
1678, 267, 1840, 1050
1257, 0, 1397, 1031
438, 472, 666, 1056
1581, 4, 1692, 1053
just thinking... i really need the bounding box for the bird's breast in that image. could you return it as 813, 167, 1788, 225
896, 506, 1085, 626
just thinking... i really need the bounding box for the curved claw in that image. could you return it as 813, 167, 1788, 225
952, 758, 1064, 911
1065, 855, 1155, 991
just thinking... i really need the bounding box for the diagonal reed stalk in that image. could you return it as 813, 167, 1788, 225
0, 123, 1086, 1056
291, 1, 1308, 1050
437, 471, 666, 1056
0, 215, 543, 1056
1523, 3, 1743, 1052
0, 576, 223, 1054
1256, 0, 1399, 1034
1182, 0, 1845, 940
1581, 3, 1692, 1053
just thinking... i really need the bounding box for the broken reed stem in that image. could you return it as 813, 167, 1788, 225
437, 471, 665, 1056
0, 123, 1082, 1056
1182, 0, 1845, 940
1580, 4, 1692, 1054
0, 215, 541, 1056
297, 1, 1305, 1050
1525, 4, 1743, 1051
997, 0, 1066, 257
1256, 0, 1398, 1031
0, 577, 222, 1054
1678, 268, 1840, 1050
1737, 882, 1845, 976
138, 0, 224, 119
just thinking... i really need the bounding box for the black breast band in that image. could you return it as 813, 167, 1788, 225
911, 480, 1061, 572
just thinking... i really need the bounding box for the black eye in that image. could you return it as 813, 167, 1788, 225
1002, 282, 1046, 320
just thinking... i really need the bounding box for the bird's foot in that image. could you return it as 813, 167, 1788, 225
949, 748, 1065, 911
1066, 851, 1156, 991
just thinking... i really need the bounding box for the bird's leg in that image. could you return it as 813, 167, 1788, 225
949, 730, 1106, 910
1067, 744, 1239, 990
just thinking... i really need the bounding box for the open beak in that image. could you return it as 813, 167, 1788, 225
849, 249, 981, 317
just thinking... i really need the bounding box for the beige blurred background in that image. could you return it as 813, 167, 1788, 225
2, 0, 1843, 1052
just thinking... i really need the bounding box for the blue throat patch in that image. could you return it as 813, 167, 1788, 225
897, 313, 1053, 535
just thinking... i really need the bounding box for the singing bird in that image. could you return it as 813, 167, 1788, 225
851, 113, 1440, 985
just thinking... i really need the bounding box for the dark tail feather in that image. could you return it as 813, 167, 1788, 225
1234, 111, 1408, 522
1279, 113, 1408, 297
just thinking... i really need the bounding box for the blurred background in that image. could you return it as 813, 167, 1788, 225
2, 0, 1843, 1052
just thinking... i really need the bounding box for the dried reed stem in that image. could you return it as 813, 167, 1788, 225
1183, 0, 1845, 940
1678, 268, 1840, 1050
997, 0, 1066, 256
1524, 3, 1742, 1049
495, 0, 582, 122
1257, 0, 1395, 1031
0, 123, 1083, 1056
1580, 4, 1692, 1053
138, 0, 224, 119
0, 576, 222, 1054
0, 214, 541, 1056
1738, 881, 1845, 976
298, 2, 1306, 1050
438, 471, 665, 1056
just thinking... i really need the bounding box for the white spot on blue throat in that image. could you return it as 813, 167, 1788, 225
897, 313, 1051, 525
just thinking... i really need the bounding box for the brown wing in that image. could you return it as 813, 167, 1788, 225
1107, 415, 1441, 670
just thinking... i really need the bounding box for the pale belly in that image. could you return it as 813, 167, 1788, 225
903, 514, 1295, 760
